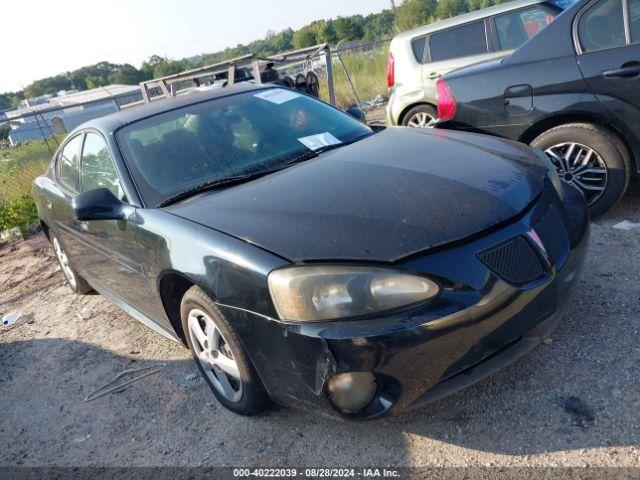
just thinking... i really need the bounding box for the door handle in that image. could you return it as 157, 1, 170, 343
428, 72, 441, 80
603, 65, 640, 78
45, 199, 53, 210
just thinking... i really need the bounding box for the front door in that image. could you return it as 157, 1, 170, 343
76, 131, 156, 316
50, 134, 88, 265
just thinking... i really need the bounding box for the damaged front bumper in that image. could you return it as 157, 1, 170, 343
220, 182, 589, 419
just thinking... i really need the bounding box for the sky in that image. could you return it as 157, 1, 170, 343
1, 0, 393, 94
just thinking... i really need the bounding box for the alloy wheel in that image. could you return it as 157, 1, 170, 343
187, 308, 243, 402
406, 112, 435, 128
544, 142, 608, 206
52, 237, 77, 289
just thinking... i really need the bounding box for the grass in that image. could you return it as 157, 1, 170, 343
0, 140, 56, 234
320, 48, 388, 109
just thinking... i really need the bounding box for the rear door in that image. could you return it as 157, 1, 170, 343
424, 19, 496, 91
576, 0, 640, 136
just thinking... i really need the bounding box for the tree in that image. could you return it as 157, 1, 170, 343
292, 25, 317, 49
0, 123, 10, 141
24, 75, 72, 98
0, 91, 24, 110
85, 75, 109, 89
153, 59, 188, 78
110, 64, 144, 85
314, 20, 338, 45
362, 11, 395, 40
334, 16, 364, 42
436, 0, 470, 18
396, 0, 438, 30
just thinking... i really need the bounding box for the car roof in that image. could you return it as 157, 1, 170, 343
71, 82, 270, 135
392, 0, 547, 41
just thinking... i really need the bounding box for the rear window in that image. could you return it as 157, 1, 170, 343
495, 4, 559, 50
411, 36, 426, 62
428, 21, 488, 62
578, 0, 626, 52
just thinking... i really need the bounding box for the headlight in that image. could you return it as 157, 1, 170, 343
268, 265, 439, 322
533, 148, 564, 199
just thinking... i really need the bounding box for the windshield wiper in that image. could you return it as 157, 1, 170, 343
158, 133, 375, 207
277, 132, 375, 168
158, 172, 274, 207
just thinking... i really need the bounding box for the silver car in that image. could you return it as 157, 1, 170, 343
386, 0, 562, 127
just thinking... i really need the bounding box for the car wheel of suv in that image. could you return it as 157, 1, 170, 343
402, 105, 437, 128
51, 234, 92, 294
180, 286, 272, 415
531, 123, 631, 217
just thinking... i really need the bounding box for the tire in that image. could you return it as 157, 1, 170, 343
531, 123, 631, 217
295, 73, 307, 92
401, 104, 437, 128
50, 233, 92, 294
282, 76, 295, 88
306, 71, 320, 98
180, 286, 272, 415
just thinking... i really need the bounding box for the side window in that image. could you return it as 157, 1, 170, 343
57, 135, 83, 192
81, 132, 125, 201
428, 21, 488, 63
578, 0, 626, 52
411, 36, 427, 63
495, 5, 558, 51
630, 0, 640, 43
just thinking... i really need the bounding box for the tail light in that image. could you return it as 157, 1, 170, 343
436, 78, 457, 120
387, 51, 395, 88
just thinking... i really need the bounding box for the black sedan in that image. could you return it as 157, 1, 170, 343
435, 0, 639, 216
33, 84, 589, 418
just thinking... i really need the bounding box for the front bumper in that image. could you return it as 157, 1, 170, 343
221, 181, 589, 419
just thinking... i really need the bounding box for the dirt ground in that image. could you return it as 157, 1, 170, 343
1, 181, 639, 469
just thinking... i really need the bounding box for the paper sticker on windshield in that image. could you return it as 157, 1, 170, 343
254, 89, 300, 104
298, 132, 342, 151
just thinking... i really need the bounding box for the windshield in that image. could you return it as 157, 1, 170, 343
117, 88, 372, 207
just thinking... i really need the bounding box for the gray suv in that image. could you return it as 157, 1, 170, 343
386, 0, 562, 127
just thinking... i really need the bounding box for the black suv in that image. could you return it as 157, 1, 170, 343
435, 0, 640, 215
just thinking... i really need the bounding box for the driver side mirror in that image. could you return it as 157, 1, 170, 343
345, 105, 367, 123
72, 188, 128, 221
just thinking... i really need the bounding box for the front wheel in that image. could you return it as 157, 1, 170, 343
180, 286, 272, 415
531, 123, 631, 217
401, 105, 437, 128
51, 234, 92, 294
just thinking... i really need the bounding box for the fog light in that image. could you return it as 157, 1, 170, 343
326, 372, 377, 414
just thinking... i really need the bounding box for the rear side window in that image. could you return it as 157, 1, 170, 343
411, 36, 426, 62
81, 132, 125, 201
578, 0, 626, 51
57, 135, 83, 192
429, 21, 488, 62
630, 0, 640, 42
495, 4, 558, 50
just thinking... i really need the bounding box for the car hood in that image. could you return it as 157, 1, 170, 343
165, 127, 546, 262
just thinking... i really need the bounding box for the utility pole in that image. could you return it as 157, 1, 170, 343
390, 0, 402, 32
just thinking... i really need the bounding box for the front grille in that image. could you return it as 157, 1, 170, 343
477, 235, 545, 285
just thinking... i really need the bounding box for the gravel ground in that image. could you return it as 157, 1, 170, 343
0, 181, 639, 469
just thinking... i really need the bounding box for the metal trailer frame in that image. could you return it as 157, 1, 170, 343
139, 43, 335, 105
